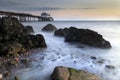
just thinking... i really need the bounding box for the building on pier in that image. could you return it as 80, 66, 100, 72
41, 12, 54, 21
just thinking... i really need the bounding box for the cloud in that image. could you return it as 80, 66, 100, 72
0, 0, 119, 12
0, 0, 24, 7
19, 7, 63, 11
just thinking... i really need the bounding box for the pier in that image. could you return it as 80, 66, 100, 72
0, 11, 54, 22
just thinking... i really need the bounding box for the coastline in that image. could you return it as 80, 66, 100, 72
0, 18, 120, 80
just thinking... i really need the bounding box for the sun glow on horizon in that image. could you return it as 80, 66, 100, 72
28, 8, 120, 20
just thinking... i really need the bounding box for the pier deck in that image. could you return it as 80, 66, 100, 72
0, 11, 53, 22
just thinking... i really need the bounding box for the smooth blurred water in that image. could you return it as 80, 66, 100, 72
15, 21, 120, 80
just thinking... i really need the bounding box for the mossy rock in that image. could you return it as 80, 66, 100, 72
51, 66, 101, 80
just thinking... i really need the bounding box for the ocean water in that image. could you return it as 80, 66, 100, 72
15, 21, 120, 80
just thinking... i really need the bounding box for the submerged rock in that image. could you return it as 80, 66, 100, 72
105, 65, 115, 70
54, 27, 111, 48
14, 76, 20, 80
97, 59, 105, 64
42, 24, 57, 32
90, 56, 97, 60
51, 66, 101, 80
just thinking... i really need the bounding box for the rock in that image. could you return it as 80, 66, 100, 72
97, 59, 105, 64
21, 59, 28, 64
14, 76, 20, 80
29, 34, 47, 48
42, 24, 57, 32
25, 25, 34, 33
90, 56, 97, 60
0, 42, 26, 56
0, 17, 1, 26
0, 17, 47, 56
51, 66, 70, 80
54, 28, 68, 37
0, 73, 3, 79
51, 66, 101, 80
54, 27, 111, 48
105, 65, 115, 70
4, 71, 10, 78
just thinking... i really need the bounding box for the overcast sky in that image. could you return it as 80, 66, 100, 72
0, 0, 120, 20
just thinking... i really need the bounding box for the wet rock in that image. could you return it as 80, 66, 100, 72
14, 76, 20, 80
51, 66, 70, 80
0, 42, 26, 56
54, 27, 111, 48
51, 66, 101, 80
0, 17, 1, 26
105, 65, 115, 70
54, 28, 68, 37
1, 17, 27, 38
77, 45, 85, 48
97, 59, 105, 64
21, 59, 28, 64
4, 71, 10, 78
0, 73, 3, 79
29, 34, 47, 48
90, 56, 97, 60
25, 25, 34, 33
0, 17, 47, 56
42, 24, 57, 32
20, 58, 32, 68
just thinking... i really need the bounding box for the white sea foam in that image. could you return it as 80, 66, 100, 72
15, 21, 120, 80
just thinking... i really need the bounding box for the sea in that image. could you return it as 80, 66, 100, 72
14, 21, 120, 80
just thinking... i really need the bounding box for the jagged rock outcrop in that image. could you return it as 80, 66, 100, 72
25, 25, 34, 33
0, 17, 46, 56
51, 66, 100, 80
54, 27, 111, 48
42, 24, 57, 32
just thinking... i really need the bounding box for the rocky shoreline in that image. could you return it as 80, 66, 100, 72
0, 17, 46, 80
0, 17, 113, 80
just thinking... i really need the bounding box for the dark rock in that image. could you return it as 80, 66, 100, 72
51, 66, 70, 80
105, 65, 115, 70
21, 59, 28, 64
14, 76, 20, 80
29, 34, 47, 48
42, 24, 57, 32
20, 58, 31, 68
97, 59, 105, 64
0, 42, 26, 56
25, 25, 34, 33
51, 66, 101, 80
4, 71, 10, 78
54, 28, 68, 37
0, 17, 47, 56
0, 17, 1, 26
54, 27, 111, 48
0, 17, 29, 43
90, 56, 97, 60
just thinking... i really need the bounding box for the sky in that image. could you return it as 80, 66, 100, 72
0, 0, 120, 20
